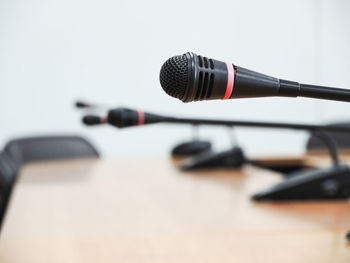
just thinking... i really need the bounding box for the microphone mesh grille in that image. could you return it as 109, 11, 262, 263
159, 54, 189, 100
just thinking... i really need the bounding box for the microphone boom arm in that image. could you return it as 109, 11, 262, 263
165, 116, 350, 134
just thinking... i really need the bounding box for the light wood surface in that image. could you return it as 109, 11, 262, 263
0, 156, 349, 262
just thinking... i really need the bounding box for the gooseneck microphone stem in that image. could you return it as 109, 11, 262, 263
278, 80, 350, 102
163, 117, 350, 133
298, 84, 350, 102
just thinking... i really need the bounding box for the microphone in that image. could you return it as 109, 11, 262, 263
81, 107, 350, 202
76, 102, 89, 108
159, 52, 350, 103
75, 101, 92, 109
82, 107, 350, 134
82, 108, 169, 128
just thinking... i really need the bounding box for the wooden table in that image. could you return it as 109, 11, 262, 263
0, 156, 349, 262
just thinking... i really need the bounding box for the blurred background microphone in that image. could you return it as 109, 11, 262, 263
75, 100, 112, 111
75, 101, 92, 109
81, 107, 350, 134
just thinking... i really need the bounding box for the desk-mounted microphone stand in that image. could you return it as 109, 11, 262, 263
171, 125, 212, 158
181, 127, 246, 170
181, 145, 310, 174
181, 127, 306, 173
181, 146, 245, 170
252, 131, 350, 201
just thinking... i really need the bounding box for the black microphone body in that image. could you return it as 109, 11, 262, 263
159, 52, 350, 103
107, 108, 169, 128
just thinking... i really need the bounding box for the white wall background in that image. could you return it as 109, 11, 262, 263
0, 0, 349, 157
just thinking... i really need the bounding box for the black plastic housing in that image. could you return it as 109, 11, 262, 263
83, 115, 103, 126
182, 52, 229, 102
75, 101, 90, 108
181, 147, 245, 170
181, 53, 301, 102
171, 140, 212, 157
107, 108, 168, 128
233, 66, 280, 98
252, 164, 350, 201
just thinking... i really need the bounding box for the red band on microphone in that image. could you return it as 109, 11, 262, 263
138, 111, 145, 125
222, 63, 235, 100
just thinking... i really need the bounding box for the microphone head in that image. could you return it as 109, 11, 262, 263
159, 53, 190, 101
160, 52, 230, 102
82, 115, 105, 126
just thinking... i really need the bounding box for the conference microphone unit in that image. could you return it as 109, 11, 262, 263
82, 107, 350, 202
159, 52, 350, 103
82, 107, 350, 134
